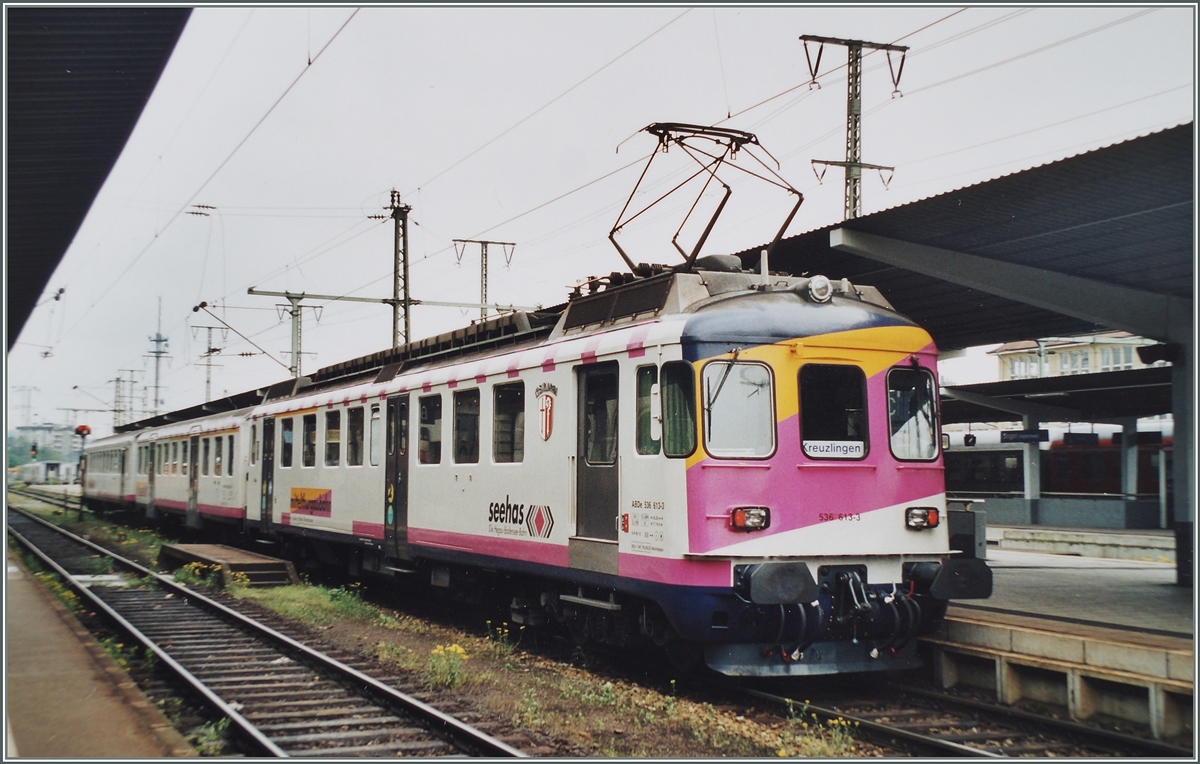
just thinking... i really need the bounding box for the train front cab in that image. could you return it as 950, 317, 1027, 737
665, 324, 993, 676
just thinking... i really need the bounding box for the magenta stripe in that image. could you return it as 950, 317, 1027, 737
199, 504, 245, 519
618, 553, 731, 587
409, 527, 568, 567
353, 521, 385, 540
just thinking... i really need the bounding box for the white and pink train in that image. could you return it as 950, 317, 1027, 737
83, 266, 991, 676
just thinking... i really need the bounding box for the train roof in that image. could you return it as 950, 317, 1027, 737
116, 265, 902, 433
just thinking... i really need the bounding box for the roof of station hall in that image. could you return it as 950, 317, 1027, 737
736, 122, 1194, 354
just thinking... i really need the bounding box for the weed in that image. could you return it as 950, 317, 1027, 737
423, 644, 468, 690
376, 610, 431, 634
516, 687, 541, 726
158, 696, 183, 727
131, 572, 160, 589
98, 635, 137, 670
190, 717, 231, 756
225, 570, 251, 588
86, 555, 114, 574
33, 571, 83, 614
173, 562, 220, 588
570, 644, 596, 669
484, 619, 522, 658
776, 698, 860, 757
371, 640, 421, 671
231, 583, 384, 626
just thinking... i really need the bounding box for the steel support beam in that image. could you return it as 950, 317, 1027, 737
940, 387, 1080, 422
829, 229, 1192, 344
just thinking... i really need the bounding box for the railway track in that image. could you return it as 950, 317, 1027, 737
6, 505, 525, 758
10, 489, 1191, 758
735, 682, 1192, 758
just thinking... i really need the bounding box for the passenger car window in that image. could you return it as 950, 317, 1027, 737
493, 383, 524, 463
454, 389, 480, 464
661, 361, 696, 458
346, 407, 364, 466
419, 394, 442, 464
583, 371, 618, 465
281, 418, 294, 468
303, 414, 317, 467
325, 410, 341, 466
635, 366, 660, 455
369, 405, 381, 467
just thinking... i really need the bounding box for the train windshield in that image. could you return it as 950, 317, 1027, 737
799, 364, 868, 459
887, 367, 939, 461
703, 361, 775, 458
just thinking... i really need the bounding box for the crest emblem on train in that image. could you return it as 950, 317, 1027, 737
539, 392, 554, 440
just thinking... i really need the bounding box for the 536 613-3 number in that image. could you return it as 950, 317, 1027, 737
818, 512, 861, 522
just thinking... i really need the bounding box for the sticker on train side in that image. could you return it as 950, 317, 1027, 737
290, 487, 332, 517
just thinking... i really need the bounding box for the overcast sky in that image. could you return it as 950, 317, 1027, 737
8, 5, 1195, 438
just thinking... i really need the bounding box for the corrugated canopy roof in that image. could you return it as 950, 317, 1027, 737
738, 123, 1194, 353
5, 7, 192, 350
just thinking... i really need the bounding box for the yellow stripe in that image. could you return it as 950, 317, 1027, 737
277, 407, 319, 418
683, 326, 934, 468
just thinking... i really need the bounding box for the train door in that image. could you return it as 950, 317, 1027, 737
146, 443, 158, 519
261, 418, 276, 535
187, 435, 201, 529
384, 395, 410, 559
573, 363, 620, 573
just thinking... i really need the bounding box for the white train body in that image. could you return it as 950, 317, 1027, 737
84, 270, 990, 676
16, 460, 76, 485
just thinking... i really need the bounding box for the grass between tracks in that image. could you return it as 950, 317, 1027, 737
227, 581, 868, 757
6, 495, 865, 756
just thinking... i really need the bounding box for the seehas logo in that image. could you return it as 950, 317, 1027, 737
487, 495, 554, 539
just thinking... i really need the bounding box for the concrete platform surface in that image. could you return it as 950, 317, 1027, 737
974, 548, 1193, 636
987, 523, 1176, 563
5, 551, 193, 758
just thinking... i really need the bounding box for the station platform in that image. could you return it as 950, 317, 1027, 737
923, 547, 1194, 744
8, 487, 1192, 746
5, 550, 194, 757
988, 523, 1177, 563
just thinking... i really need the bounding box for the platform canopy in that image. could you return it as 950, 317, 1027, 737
940, 366, 1173, 426
5, 7, 192, 351
738, 124, 1194, 560
738, 123, 1193, 353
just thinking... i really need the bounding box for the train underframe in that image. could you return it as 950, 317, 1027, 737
348, 541, 988, 677
82, 499, 988, 676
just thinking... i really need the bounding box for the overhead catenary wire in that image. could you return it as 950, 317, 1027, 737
57, 8, 360, 346
405, 9, 692, 196
25, 8, 1190, 423
326, 2, 1175, 311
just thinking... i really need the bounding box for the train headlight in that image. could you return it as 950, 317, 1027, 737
808, 275, 833, 303
731, 506, 770, 531
905, 506, 939, 530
